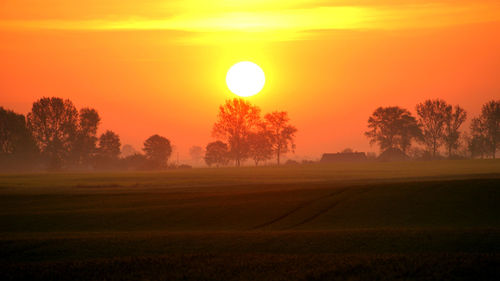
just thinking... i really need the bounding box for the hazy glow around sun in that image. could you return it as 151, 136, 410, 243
226, 61, 265, 97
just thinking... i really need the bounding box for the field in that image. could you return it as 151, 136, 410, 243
1, 160, 500, 280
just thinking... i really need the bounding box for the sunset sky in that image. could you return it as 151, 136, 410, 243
1, 0, 500, 161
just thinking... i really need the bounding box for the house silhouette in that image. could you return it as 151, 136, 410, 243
320, 152, 367, 163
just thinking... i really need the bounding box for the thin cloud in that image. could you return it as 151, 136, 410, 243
1, 1, 499, 43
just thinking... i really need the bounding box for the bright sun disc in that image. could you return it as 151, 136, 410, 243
226, 61, 265, 97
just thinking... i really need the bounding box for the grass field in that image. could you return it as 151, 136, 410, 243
1, 160, 500, 280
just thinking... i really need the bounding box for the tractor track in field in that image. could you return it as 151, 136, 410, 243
282, 200, 343, 230
283, 187, 375, 229
251, 187, 348, 230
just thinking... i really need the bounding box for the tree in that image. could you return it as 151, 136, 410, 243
443, 105, 467, 158
471, 100, 500, 159
27, 97, 79, 168
247, 126, 273, 166
0, 107, 35, 155
189, 146, 204, 163
0, 107, 23, 155
264, 111, 297, 165
97, 130, 121, 160
121, 153, 148, 171
143, 134, 172, 169
212, 98, 261, 166
365, 106, 421, 154
416, 99, 449, 158
121, 144, 137, 158
74, 108, 100, 165
204, 141, 229, 167
0, 107, 38, 169
468, 120, 488, 159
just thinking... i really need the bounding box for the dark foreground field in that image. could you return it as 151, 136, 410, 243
1, 160, 500, 280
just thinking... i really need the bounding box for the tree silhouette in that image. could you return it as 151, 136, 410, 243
189, 146, 204, 163
0, 107, 21, 155
443, 105, 467, 158
264, 111, 297, 165
97, 130, 121, 159
204, 141, 229, 167
468, 119, 488, 159
365, 106, 421, 154
74, 108, 100, 165
471, 100, 500, 159
121, 153, 148, 170
212, 98, 261, 167
143, 134, 172, 169
0, 107, 38, 170
1, 107, 34, 154
27, 97, 79, 169
121, 144, 137, 158
248, 125, 273, 166
416, 99, 449, 158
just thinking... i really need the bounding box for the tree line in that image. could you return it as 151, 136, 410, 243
365, 99, 500, 159
2, 96, 497, 171
0, 97, 298, 171
0, 97, 174, 171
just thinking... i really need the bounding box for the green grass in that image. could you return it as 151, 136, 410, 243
1, 160, 500, 280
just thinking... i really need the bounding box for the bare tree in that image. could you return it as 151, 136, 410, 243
264, 111, 297, 165
443, 105, 467, 158
204, 141, 229, 167
365, 106, 421, 154
212, 98, 261, 167
416, 99, 449, 158
27, 97, 79, 168
143, 135, 172, 169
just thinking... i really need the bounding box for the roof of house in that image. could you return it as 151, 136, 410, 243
320, 152, 367, 162
377, 148, 409, 162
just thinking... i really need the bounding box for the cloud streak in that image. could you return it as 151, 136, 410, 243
1, 1, 499, 43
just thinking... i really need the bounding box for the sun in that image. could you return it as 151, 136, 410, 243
226, 61, 265, 97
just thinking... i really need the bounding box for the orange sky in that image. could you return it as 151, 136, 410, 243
1, 0, 500, 161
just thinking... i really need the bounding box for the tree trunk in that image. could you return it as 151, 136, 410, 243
493, 139, 497, 159
277, 149, 280, 166
235, 150, 240, 167
432, 139, 437, 159
236, 133, 241, 167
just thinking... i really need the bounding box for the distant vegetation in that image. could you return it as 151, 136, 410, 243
0, 97, 297, 171
211, 98, 297, 167
365, 99, 499, 161
1, 97, 176, 171
0, 97, 498, 171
